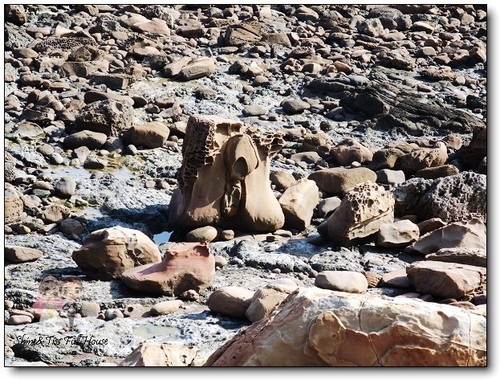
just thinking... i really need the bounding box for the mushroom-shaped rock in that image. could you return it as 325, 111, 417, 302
72, 226, 161, 280
204, 287, 486, 366
121, 242, 215, 296
169, 115, 285, 233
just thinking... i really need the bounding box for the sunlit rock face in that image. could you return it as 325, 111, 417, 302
169, 115, 285, 233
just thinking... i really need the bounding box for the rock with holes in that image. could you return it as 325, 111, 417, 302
73, 99, 134, 137
72, 226, 162, 280
327, 182, 395, 246
204, 287, 486, 366
168, 115, 285, 233
120, 242, 215, 296
392, 172, 486, 223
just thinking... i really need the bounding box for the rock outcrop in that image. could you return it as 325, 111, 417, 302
205, 287, 486, 366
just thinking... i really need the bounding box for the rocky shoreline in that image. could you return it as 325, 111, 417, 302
3, 4, 486, 366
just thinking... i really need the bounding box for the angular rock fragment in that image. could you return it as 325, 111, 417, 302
119, 343, 197, 366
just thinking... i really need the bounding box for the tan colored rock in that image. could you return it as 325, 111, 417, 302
381, 269, 411, 288
417, 217, 447, 235
426, 247, 486, 268
308, 167, 377, 197
150, 300, 184, 316
245, 279, 300, 323
42, 204, 71, 223
5, 245, 42, 263
415, 164, 460, 180
5, 183, 24, 224
225, 21, 262, 46
330, 137, 373, 166
315, 271, 368, 293
186, 226, 219, 243
376, 219, 420, 248
131, 18, 171, 36
119, 343, 197, 366
279, 178, 319, 231
205, 287, 486, 366
406, 260, 486, 299
270, 170, 297, 190
177, 57, 216, 81
207, 286, 255, 319
122, 121, 170, 149
72, 226, 162, 280
169, 115, 285, 233
316, 196, 341, 218
409, 217, 486, 255
327, 182, 395, 246
121, 243, 215, 296
396, 142, 448, 174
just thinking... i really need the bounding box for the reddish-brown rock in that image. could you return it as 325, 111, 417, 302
121, 243, 215, 296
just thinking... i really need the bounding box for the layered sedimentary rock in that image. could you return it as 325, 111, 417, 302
169, 115, 285, 232
205, 287, 486, 366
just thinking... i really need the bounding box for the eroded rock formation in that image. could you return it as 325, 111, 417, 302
169, 115, 285, 232
205, 287, 486, 366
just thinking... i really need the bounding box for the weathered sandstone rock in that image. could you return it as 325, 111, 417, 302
121, 242, 215, 296
205, 287, 486, 366
278, 178, 319, 231
392, 172, 486, 223
119, 343, 197, 366
409, 217, 486, 255
315, 271, 368, 293
5, 245, 43, 263
426, 247, 486, 268
169, 115, 285, 233
376, 219, 420, 248
72, 226, 162, 280
245, 279, 300, 323
308, 167, 377, 197
406, 260, 486, 299
330, 137, 373, 166
207, 286, 255, 319
327, 182, 395, 246
122, 121, 170, 149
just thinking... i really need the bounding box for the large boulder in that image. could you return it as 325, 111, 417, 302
204, 287, 486, 366
121, 242, 215, 296
169, 115, 285, 233
392, 172, 486, 223
72, 226, 161, 280
327, 182, 395, 246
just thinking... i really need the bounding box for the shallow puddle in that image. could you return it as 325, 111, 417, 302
132, 324, 180, 340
